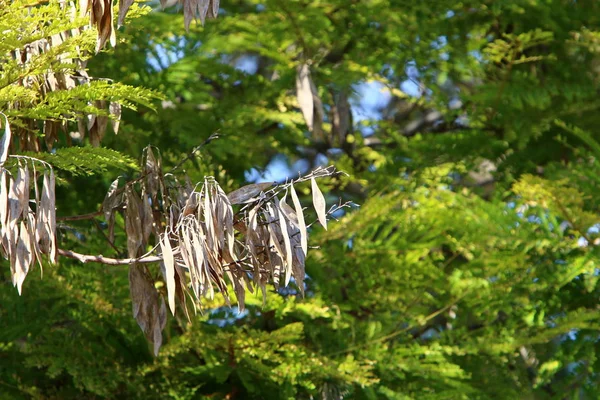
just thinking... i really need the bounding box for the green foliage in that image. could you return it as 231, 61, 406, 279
4, 0, 600, 399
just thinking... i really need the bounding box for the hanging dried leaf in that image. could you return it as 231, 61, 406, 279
129, 265, 167, 356
8, 166, 26, 227
227, 182, 273, 205
311, 177, 327, 230
125, 187, 143, 257
276, 199, 294, 286
296, 64, 325, 138
144, 148, 161, 203
0, 170, 8, 255
331, 91, 352, 144
0, 114, 11, 167
208, 0, 219, 18
102, 177, 121, 242
289, 185, 308, 256
118, 0, 135, 27
44, 120, 60, 150
89, 100, 109, 147
183, 0, 215, 30
46, 170, 57, 263
174, 263, 192, 321
109, 101, 122, 134
14, 222, 33, 295
141, 192, 153, 243
91, 0, 116, 52
159, 233, 177, 316
15, 164, 30, 221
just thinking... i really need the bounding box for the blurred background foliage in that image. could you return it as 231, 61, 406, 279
3, 0, 600, 398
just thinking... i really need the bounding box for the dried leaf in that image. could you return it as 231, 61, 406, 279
227, 182, 273, 204
46, 170, 57, 263
79, 0, 90, 17
296, 64, 314, 131
159, 233, 176, 316
15, 164, 29, 221
289, 185, 308, 256
145, 148, 160, 202
102, 178, 121, 223
0, 170, 8, 254
8, 168, 25, 228
174, 263, 192, 321
183, 0, 211, 30
0, 114, 11, 167
311, 177, 327, 230
129, 265, 167, 356
296, 64, 325, 137
44, 120, 60, 150
109, 101, 122, 134
332, 91, 352, 144
208, 0, 219, 18
118, 0, 135, 27
93, 0, 116, 52
276, 200, 294, 286
141, 192, 153, 243
14, 222, 33, 295
125, 187, 143, 257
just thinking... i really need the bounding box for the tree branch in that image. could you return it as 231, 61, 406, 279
58, 248, 162, 265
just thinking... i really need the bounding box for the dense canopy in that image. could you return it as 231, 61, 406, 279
2, 0, 600, 399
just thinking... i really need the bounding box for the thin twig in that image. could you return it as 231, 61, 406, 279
168, 132, 220, 174
57, 210, 103, 221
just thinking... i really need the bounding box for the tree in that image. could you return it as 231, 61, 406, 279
3, 0, 600, 399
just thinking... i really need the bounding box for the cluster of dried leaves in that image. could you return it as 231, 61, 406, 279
6, 1, 122, 151
1, 110, 344, 354
0, 115, 57, 295
7, 0, 220, 153
86, 0, 220, 51
99, 146, 341, 353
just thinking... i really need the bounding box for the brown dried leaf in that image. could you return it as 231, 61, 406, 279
26, 210, 43, 274
94, 0, 116, 52
8, 171, 25, 235
311, 177, 327, 230
14, 222, 33, 295
174, 263, 192, 321
159, 233, 177, 316
102, 178, 121, 223
332, 91, 352, 144
129, 265, 167, 356
141, 192, 153, 243
296, 64, 314, 131
118, 0, 135, 27
183, 0, 210, 30
125, 187, 143, 257
208, 0, 219, 18
296, 64, 325, 137
145, 148, 160, 202
0, 114, 11, 167
89, 100, 108, 146
289, 185, 308, 256
0, 170, 8, 255
109, 101, 122, 134
46, 170, 57, 263
227, 182, 273, 205
203, 181, 215, 251
276, 200, 294, 286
